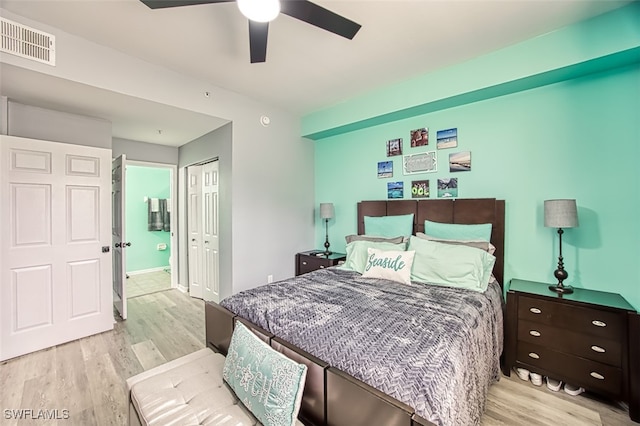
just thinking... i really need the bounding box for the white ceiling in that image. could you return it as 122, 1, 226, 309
0, 0, 631, 146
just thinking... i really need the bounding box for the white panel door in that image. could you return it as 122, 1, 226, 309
187, 165, 203, 299
112, 155, 127, 320
201, 161, 219, 303
0, 135, 113, 361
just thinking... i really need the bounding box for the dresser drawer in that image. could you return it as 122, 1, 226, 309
298, 256, 330, 275
517, 320, 621, 367
517, 341, 622, 395
518, 296, 624, 339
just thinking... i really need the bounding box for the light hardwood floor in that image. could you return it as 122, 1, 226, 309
126, 270, 171, 298
0, 289, 633, 425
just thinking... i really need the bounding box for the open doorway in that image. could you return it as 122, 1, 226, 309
125, 161, 177, 298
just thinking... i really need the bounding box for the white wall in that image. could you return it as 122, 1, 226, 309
112, 138, 179, 165
8, 100, 111, 148
1, 9, 315, 295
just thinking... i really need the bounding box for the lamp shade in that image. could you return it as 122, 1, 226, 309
544, 199, 579, 228
320, 203, 335, 220
237, 0, 280, 22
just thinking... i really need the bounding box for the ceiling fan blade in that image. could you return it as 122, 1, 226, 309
280, 0, 361, 40
249, 21, 269, 63
140, 0, 232, 9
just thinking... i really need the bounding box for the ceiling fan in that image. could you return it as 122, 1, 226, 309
140, 0, 362, 63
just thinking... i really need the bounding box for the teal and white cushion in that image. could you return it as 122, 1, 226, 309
362, 248, 415, 285
223, 322, 307, 426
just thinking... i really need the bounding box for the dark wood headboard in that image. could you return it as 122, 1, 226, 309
357, 198, 505, 286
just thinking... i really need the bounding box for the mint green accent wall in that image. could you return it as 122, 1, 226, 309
314, 64, 640, 310
311, 4, 640, 310
303, 3, 640, 139
125, 165, 171, 273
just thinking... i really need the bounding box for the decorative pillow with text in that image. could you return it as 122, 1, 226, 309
223, 322, 307, 426
362, 248, 415, 285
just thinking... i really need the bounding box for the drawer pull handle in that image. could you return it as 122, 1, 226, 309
529, 330, 541, 337
320, 265, 325, 269
528, 352, 540, 359
529, 308, 542, 314
302, 261, 307, 265
591, 345, 606, 353
590, 372, 605, 380
592, 320, 607, 327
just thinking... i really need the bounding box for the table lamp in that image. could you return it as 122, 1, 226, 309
544, 199, 579, 294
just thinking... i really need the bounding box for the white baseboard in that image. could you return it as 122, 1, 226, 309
177, 283, 189, 293
127, 266, 170, 276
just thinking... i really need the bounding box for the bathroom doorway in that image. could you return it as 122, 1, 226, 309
125, 161, 177, 298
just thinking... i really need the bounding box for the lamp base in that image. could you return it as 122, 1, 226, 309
549, 284, 574, 295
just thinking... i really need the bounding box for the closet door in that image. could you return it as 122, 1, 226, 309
187, 165, 203, 299
0, 135, 113, 361
201, 161, 219, 303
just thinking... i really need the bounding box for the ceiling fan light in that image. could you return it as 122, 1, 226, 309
237, 0, 280, 23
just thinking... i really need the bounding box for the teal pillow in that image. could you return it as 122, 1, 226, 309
364, 214, 414, 237
223, 322, 307, 426
338, 240, 407, 274
424, 220, 492, 242
408, 236, 496, 292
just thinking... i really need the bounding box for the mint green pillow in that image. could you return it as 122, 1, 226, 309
223, 322, 307, 426
424, 220, 492, 242
408, 236, 496, 292
338, 240, 407, 274
364, 214, 414, 237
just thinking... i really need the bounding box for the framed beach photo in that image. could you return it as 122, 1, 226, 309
449, 151, 471, 172
403, 151, 437, 175
410, 128, 428, 147
378, 161, 393, 178
436, 128, 458, 149
386, 138, 403, 157
438, 178, 458, 198
387, 181, 404, 199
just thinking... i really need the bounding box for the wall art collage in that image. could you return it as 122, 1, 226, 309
378, 126, 469, 199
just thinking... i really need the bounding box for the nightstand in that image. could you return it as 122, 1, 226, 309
295, 250, 346, 276
504, 279, 639, 422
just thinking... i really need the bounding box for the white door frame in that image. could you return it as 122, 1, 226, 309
126, 160, 178, 290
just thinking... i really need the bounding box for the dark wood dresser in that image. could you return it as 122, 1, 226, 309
504, 279, 639, 423
295, 250, 346, 276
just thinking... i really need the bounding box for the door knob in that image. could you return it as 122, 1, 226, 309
124, 242, 131, 247
205, 240, 210, 243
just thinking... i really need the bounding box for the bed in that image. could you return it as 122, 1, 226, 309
206, 198, 506, 426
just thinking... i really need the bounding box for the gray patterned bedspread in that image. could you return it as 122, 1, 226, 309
220, 267, 503, 426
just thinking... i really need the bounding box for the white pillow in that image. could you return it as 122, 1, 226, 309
362, 248, 415, 285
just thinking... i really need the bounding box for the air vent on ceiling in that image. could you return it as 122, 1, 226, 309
1, 17, 55, 66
